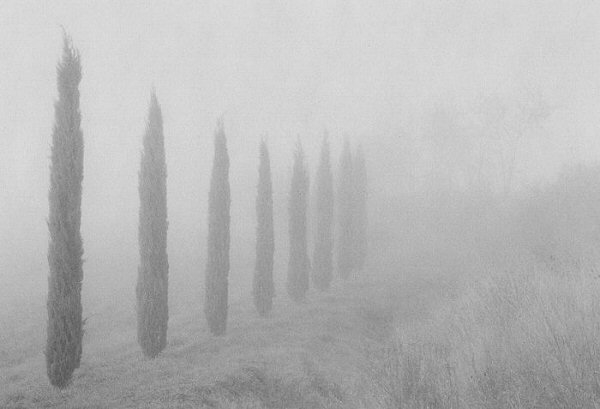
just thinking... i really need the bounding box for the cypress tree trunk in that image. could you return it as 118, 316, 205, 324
312, 135, 334, 290
353, 146, 368, 273
336, 139, 354, 280
287, 141, 310, 302
253, 141, 275, 316
205, 119, 230, 335
46, 35, 84, 389
136, 92, 169, 358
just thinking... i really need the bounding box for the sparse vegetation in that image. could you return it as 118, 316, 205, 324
370, 266, 600, 409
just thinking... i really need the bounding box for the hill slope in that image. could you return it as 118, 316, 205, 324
0, 278, 437, 409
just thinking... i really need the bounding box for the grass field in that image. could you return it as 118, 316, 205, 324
5, 263, 597, 409
0, 277, 443, 409
367, 266, 600, 409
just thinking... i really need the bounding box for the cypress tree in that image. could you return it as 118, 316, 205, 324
136, 92, 169, 358
205, 119, 230, 336
46, 35, 84, 389
253, 141, 275, 316
353, 145, 368, 273
312, 134, 334, 290
336, 139, 354, 280
287, 140, 310, 302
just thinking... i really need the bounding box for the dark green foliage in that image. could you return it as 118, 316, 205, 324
253, 141, 275, 316
205, 119, 230, 335
287, 141, 310, 302
136, 92, 169, 358
353, 146, 368, 272
312, 134, 334, 290
46, 35, 84, 389
336, 139, 354, 280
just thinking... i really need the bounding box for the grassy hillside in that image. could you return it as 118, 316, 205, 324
4, 266, 600, 409
8, 259, 597, 409
369, 267, 600, 409
0, 278, 442, 409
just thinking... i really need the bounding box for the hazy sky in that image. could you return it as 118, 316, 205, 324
1, 0, 600, 309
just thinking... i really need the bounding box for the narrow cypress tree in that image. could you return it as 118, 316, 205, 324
336, 139, 354, 280
205, 119, 230, 336
287, 141, 310, 302
136, 92, 169, 358
353, 146, 368, 273
46, 35, 84, 389
312, 134, 334, 290
253, 141, 275, 316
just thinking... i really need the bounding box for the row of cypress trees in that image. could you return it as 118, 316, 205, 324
258, 136, 368, 308
45, 36, 367, 388
136, 110, 368, 351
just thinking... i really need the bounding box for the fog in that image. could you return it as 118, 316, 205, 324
2, 0, 600, 317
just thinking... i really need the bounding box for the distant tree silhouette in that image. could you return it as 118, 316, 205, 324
312, 134, 334, 290
353, 145, 368, 273
136, 92, 169, 358
205, 119, 230, 335
336, 139, 354, 280
46, 34, 84, 389
253, 141, 275, 316
287, 140, 310, 302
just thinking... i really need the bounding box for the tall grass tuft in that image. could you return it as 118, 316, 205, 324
371, 266, 600, 409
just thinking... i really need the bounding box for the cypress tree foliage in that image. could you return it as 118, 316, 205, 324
253, 141, 275, 316
46, 35, 84, 389
205, 119, 230, 336
287, 141, 310, 302
336, 139, 354, 280
136, 92, 169, 358
353, 146, 368, 273
312, 134, 334, 291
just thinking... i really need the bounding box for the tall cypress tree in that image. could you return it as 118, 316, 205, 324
205, 119, 230, 336
353, 145, 368, 273
136, 92, 169, 358
253, 141, 275, 316
336, 139, 354, 280
46, 35, 84, 389
312, 134, 334, 290
287, 140, 310, 302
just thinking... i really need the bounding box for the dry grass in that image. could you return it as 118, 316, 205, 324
369, 266, 600, 409
0, 279, 426, 409
7, 261, 596, 409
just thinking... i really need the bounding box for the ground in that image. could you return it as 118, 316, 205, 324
0, 278, 437, 409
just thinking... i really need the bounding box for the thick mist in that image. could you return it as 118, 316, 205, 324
2, 0, 600, 319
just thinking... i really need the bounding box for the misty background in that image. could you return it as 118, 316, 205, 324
2, 0, 600, 318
